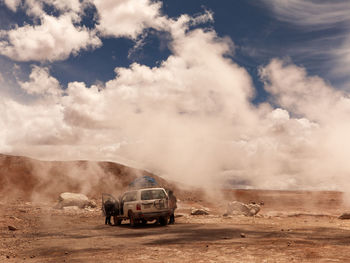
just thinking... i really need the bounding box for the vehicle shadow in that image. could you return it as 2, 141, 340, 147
112, 221, 168, 229
114, 224, 350, 246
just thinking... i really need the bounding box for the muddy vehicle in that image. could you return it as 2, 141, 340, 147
102, 188, 171, 227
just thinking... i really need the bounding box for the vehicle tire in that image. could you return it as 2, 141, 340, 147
159, 216, 168, 226
115, 218, 122, 226
129, 212, 136, 227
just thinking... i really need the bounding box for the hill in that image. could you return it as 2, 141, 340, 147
0, 154, 173, 201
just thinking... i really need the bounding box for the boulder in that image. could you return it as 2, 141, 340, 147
339, 213, 350, 219
191, 208, 209, 215
8, 225, 17, 231
56, 192, 96, 209
226, 201, 260, 217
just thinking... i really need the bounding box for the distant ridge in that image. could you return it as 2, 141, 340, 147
0, 153, 169, 200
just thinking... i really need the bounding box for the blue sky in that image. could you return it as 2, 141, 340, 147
1, 0, 350, 190
1, 0, 348, 102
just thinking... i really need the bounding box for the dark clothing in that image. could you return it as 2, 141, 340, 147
169, 210, 175, 224
169, 194, 177, 209
105, 215, 112, 225
168, 193, 177, 224
104, 200, 116, 225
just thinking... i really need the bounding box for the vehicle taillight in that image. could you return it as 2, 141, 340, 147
136, 203, 141, 210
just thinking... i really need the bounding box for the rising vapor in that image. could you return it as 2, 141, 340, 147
1, 0, 350, 194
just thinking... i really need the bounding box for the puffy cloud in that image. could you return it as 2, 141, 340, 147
259, 58, 350, 190
0, 14, 101, 61
3, 0, 21, 12
2, 2, 350, 192
0, 97, 75, 148
20, 0, 86, 18
62, 82, 107, 129
19, 66, 62, 96
0, 0, 212, 62
0, 13, 259, 187
1, 48, 349, 191
259, 59, 343, 122
93, 0, 165, 39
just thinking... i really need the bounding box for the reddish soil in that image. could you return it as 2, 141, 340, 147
1, 154, 350, 262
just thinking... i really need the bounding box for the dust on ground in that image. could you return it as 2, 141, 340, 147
2, 190, 350, 262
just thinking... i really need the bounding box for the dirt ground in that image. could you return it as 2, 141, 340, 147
2, 190, 350, 262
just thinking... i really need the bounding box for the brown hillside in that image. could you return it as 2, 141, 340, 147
0, 154, 173, 201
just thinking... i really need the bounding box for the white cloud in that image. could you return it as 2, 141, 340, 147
3, 0, 21, 12
62, 81, 107, 129
19, 66, 62, 96
0, 0, 211, 62
0, 14, 101, 61
21, 0, 86, 18
259, 59, 350, 190
259, 58, 343, 122
2, 45, 350, 191
262, 0, 350, 87
3, 2, 350, 192
263, 0, 350, 28
93, 0, 166, 39
0, 13, 258, 187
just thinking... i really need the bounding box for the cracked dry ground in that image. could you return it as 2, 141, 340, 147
2, 192, 350, 262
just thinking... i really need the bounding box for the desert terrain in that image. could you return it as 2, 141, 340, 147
1, 154, 350, 262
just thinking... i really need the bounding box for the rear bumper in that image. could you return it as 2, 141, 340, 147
134, 210, 170, 220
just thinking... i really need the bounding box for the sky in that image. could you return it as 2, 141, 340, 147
1, 0, 350, 191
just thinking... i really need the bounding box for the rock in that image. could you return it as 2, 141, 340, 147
8, 225, 17, 231
63, 206, 80, 211
240, 233, 246, 238
88, 200, 97, 208
339, 213, 350, 219
56, 192, 96, 209
226, 201, 261, 217
191, 208, 209, 215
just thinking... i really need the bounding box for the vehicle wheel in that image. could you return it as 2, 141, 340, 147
141, 219, 147, 225
159, 216, 168, 226
115, 218, 122, 225
129, 213, 136, 227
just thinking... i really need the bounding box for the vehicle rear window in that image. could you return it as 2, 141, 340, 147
124, 192, 137, 202
141, 189, 166, 200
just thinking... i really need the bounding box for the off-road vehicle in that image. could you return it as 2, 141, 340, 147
102, 188, 170, 227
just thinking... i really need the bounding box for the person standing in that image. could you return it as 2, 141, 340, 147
168, 190, 177, 224
104, 199, 115, 225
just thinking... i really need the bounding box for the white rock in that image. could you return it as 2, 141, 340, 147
226, 201, 260, 216
56, 192, 96, 209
